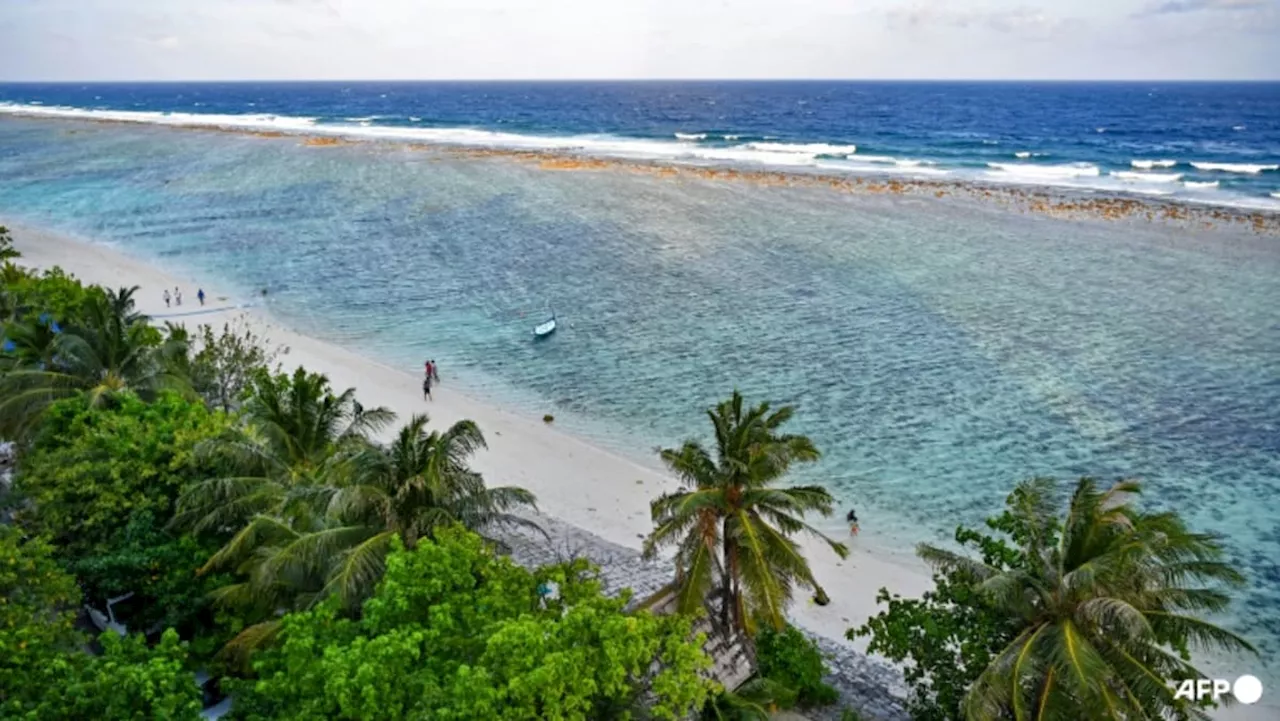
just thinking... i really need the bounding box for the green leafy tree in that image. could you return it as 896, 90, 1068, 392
0, 264, 96, 325
229, 528, 715, 721
755, 625, 838, 708
188, 318, 285, 412
65, 510, 231, 639
854, 519, 1026, 721
39, 630, 204, 721
12, 391, 230, 638
0, 527, 82, 715
0, 262, 29, 323
643, 391, 847, 635
2, 265, 95, 356
0, 527, 203, 720
0, 286, 189, 438
15, 390, 229, 557
22, 266, 97, 323
863, 478, 1255, 721
0, 225, 17, 261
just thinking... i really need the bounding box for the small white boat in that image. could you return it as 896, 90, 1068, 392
533, 314, 557, 339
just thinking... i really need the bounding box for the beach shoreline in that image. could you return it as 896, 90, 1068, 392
6, 218, 935, 657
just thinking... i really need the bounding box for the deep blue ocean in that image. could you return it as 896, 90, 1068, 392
1, 83, 1278, 683
1, 81, 1279, 208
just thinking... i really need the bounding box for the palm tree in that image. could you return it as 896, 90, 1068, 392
919, 478, 1255, 721
171, 367, 395, 665
181, 399, 536, 664
0, 286, 189, 438
315, 414, 540, 603
643, 391, 848, 636
0, 262, 34, 323
172, 366, 395, 536
203, 414, 540, 614
1, 316, 60, 369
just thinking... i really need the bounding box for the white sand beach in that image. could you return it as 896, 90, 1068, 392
7, 220, 933, 653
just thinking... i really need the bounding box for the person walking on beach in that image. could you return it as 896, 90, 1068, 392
430, 359, 440, 382
422, 374, 433, 402
197, 288, 205, 306
174, 287, 183, 306
846, 508, 860, 536
162, 289, 171, 308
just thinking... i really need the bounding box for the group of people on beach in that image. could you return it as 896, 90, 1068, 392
422, 359, 440, 400
161, 287, 206, 308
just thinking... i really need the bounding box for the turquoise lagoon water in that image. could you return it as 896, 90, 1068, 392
1, 117, 1279, 671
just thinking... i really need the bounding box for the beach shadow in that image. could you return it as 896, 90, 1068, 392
151, 304, 255, 319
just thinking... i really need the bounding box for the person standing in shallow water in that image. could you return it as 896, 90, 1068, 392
430, 359, 440, 382
846, 508, 859, 536
197, 288, 205, 306
162, 289, 170, 308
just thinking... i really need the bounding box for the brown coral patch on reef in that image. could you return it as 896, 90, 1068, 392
302, 136, 349, 147
539, 157, 613, 171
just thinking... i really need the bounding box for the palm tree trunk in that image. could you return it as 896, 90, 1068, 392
723, 534, 741, 633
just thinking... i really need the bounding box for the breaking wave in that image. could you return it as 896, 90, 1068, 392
1110, 171, 1183, 183
745, 142, 856, 156
986, 162, 1101, 179
1131, 159, 1177, 169
1190, 162, 1278, 174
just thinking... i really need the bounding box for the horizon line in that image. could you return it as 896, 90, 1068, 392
2, 78, 1279, 85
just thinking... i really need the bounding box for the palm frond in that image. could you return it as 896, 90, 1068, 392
319, 530, 395, 610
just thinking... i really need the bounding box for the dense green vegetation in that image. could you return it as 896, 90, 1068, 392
1, 527, 204, 719
857, 478, 1256, 721
756, 625, 839, 708
1, 232, 1255, 721
227, 529, 714, 720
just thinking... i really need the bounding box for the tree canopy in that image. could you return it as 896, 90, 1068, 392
229, 528, 715, 721
857, 478, 1256, 721
0, 527, 204, 720
16, 390, 229, 556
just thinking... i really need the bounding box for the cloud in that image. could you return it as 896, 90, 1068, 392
885, 5, 1077, 38
1132, 0, 1268, 17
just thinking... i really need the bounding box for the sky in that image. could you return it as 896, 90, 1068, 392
0, 0, 1278, 81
